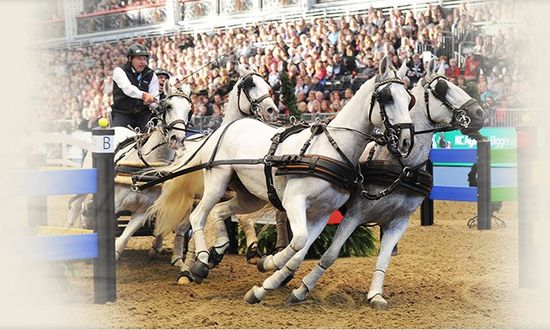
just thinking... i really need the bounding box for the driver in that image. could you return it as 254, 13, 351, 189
111, 43, 159, 131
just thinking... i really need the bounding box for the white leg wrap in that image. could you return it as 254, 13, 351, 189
291, 264, 326, 300
368, 270, 385, 300
271, 245, 297, 270
193, 229, 209, 264
302, 264, 326, 292
262, 266, 293, 290
173, 234, 185, 260
213, 238, 230, 254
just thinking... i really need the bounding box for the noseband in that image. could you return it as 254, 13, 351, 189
423, 75, 478, 129
369, 76, 415, 158
236, 73, 273, 119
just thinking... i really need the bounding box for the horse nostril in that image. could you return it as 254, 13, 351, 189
401, 138, 410, 152
475, 108, 485, 119
267, 107, 275, 114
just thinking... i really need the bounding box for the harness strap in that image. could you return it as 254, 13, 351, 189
320, 125, 355, 169
133, 158, 266, 191
360, 159, 431, 200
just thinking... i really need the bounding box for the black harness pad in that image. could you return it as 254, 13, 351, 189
361, 160, 433, 197
273, 154, 358, 189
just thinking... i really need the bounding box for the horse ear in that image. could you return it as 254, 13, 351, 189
436, 60, 446, 76
379, 56, 390, 78
164, 78, 173, 95
180, 83, 191, 96
426, 58, 436, 78
397, 60, 408, 79
237, 64, 249, 77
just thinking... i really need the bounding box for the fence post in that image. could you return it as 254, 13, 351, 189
92, 127, 116, 304
420, 160, 434, 226
516, 125, 539, 288
476, 139, 491, 230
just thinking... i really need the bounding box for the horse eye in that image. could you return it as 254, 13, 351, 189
269, 89, 274, 97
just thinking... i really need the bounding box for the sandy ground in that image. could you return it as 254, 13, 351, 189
40, 196, 548, 329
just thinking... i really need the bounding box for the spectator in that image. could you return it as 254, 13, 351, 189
341, 88, 354, 107
331, 54, 346, 77
464, 51, 480, 82
154, 68, 171, 100
406, 54, 425, 86
111, 44, 159, 131
445, 57, 460, 79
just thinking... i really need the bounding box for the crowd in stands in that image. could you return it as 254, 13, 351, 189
81, 0, 165, 15
42, 1, 523, 131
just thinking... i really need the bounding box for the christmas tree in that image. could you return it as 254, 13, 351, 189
280, 60, 300, 119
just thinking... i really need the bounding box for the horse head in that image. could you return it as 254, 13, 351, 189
422, 58, 486, 136
368, 56, 415, 158
234, 64, 278, 121
160, 79, 193, 149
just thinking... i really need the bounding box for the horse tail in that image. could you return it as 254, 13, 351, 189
148, 155, 205, 238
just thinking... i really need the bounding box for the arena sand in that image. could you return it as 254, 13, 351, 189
45, 197, 545, 328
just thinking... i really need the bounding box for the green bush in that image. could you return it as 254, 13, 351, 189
238, 223, 377, 259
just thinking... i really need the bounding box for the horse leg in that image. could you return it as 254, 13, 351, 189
177, 233, 196, 285
256, 199, 308, 273
148, 233, 164, 260
114, 212, 148, 260
207, 194, 265, 268
238, 212, 262, 264
367, 217, 408, 310
187, 167, 233, 284
274, 211, 289, 252
245, 215, 327, 304
66, 194, 86, 228
171, 219, 191, 268
290, 209, 364, 303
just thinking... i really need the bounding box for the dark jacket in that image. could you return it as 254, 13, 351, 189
112, 62, 154, 114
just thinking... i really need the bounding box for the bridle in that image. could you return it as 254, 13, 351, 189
236, 72, 273, 120
423, 74, 478, 130
154, 88, 193, 139
369, 75, 415, 158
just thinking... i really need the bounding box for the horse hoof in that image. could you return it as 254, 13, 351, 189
246, 245, 262, 265
257, 255, 270, 273
148, 248, 162, 260
189, 261, 209, 284
286, 292, 305, 305
208, 247, 224, 269
369, 294, 389, 310
280, 273, 294, 287
177, 271, 193, 285
115, 251, 121, 261
244, 286, 261, 304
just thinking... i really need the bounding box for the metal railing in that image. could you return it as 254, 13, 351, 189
76, 4, 167, 35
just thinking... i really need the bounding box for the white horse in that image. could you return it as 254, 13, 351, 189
287, 59, 486, 309
67, 79, 192, 228
110, 65, 278, 261
66, 80, 193, 257
148, 56, 414, 303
